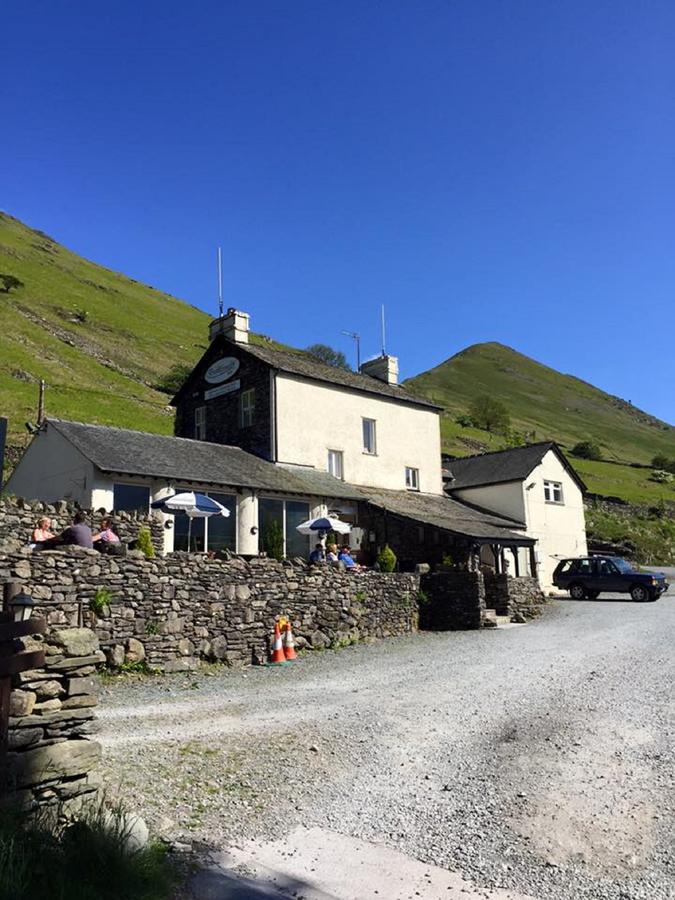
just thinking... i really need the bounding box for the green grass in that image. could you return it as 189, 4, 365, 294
586, 503, 675, 566
0, 798, 177, 900
0, 212, 292, 476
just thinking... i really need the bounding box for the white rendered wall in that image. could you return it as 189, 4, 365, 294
452, 481, 526, 525
275, 374, 443, 494
5, 425, 95, 506
523, 450, 587, 591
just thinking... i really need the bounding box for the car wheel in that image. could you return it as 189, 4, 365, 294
630, 584, 649, 602
569, 583, 586, 600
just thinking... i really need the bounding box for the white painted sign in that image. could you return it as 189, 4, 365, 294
204, 379, 241, 401
204, 357, 240, 384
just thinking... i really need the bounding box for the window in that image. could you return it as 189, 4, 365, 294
258, 498, 310, 559
173, 491, 236, 553
405, 467, 419, 491
544, 480, 564, 504
240, 389, 255, 428
327, 449, 344, 480
194, 406, 206, 440
113, 483, 150, 513
362, 418, 377, 455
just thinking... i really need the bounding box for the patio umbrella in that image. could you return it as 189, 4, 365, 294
295, 516, 351, 536
151, 492, 230, 551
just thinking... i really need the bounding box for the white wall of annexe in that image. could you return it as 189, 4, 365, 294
274, 373, 443, 495
6, 425, 95, 507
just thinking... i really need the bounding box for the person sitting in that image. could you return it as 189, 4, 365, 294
59, 510, 94, 549
326, 543, 339, 562
92, 517, 121, 554
309, 542, 325, 564
31, 516, 55, 547
338, 545, 357, 568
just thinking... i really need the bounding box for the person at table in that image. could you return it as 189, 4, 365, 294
338, 545, 357, 568
92, 517, 120, 547
309, 542, 325, 564
32, 516, 55, 545
326, 543, 339, 562
59, 510, 94, 549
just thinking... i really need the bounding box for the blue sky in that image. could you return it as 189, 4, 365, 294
3, 1, 674, 422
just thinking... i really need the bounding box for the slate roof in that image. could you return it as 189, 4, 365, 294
361, 487, 535, 544
47, 420, 359, 499
444, 442, 587, 492
237, 341, 442, 410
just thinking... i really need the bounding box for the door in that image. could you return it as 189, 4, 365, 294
595, 558, 624, 593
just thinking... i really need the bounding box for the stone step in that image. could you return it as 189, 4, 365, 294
483, 609, 498, 628
496, 615, 512, 626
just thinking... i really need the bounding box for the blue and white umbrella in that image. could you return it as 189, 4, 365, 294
296, 516, 351, 535
151, 492, 229, 551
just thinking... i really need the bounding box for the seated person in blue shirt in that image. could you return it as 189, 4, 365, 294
338, 545, 357, 568
309, 542, 325, 563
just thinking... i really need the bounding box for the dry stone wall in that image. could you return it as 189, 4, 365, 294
420, 570, 486, 630
6, 627, 103, 813
0, 548, 419, 671
484, 573, 545, 621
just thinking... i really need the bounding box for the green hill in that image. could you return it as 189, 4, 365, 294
0, 212, 285, 474
405, 342, 675, 505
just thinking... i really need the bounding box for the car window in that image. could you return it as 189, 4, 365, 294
613, 558, 635, 574
570, 559, 593, 575
598, 559, 617, 576
557, 560, 573, 574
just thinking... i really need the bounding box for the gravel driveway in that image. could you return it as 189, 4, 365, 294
99, 576, 675, 900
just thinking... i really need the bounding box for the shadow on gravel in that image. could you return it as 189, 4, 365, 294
184, 865, 337, 900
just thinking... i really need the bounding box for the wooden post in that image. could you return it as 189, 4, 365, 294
512, 547, 520, 577
529, 546, 537, 578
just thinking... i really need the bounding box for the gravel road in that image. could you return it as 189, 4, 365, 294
99, 576, 675, 900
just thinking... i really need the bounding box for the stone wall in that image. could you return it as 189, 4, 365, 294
0, 548, 419, 671
420, 570, 485, 630
484, 574, 545, 622
6, 627, 102, 813
0, 495, 163, 555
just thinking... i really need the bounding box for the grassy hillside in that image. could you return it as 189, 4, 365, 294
0, 212, 285, 475
406, 342, 675, 504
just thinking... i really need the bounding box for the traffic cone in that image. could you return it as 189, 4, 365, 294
269, 622, 286, 665
283, 621, 297, 661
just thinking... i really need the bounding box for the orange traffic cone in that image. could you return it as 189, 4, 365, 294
283, 621, 297, 661
269, 622, 286, 665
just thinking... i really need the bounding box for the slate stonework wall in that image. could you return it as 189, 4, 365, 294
0, 548, 419, 671
484, 573, 545, 621
6, 627, 103, 813
0, 495, 163, 554
420, 570, 485, 630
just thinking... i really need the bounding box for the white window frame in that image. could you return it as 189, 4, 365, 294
194, 406, 206, 440
543, 480, 564, 504
240, 389, 255, 428
362, 418, 377, 455
405, 466, 419, 491
327, 449, 344, 480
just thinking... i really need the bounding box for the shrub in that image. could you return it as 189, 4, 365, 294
649, 470, 674, 484
0, 273, 24, 293
262, 520, 284, 560
571, 440, 602, 460
441, 553, 455, 569
652, 454, 669, 469
455, 414, 474, 428
90, 587, 112, 616
136, 528, 155, 559
154, 362, 193, 395
377, 544, 397, 572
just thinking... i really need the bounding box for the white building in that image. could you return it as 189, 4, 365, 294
4, 308, 587, 587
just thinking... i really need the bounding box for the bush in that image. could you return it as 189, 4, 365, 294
136, 528, 155, 559
649, 470, 674, 484
455, 414, 474, 428
652, 454, 669, 469
262, 520, 284, 560
571, 440, 602, 460
0, 799, 177, 900
90, 587, 112, 616
377, 544, 397, 572
154, 363, 193, 395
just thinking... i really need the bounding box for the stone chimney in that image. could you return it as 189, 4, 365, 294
360, 354, 399, 385
208, 307, 250, 344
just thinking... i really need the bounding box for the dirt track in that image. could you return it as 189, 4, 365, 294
99, 578, 675, 900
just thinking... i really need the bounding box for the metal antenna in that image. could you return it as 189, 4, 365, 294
380, 304, 386, 356
217, 246, 223, 317
341, 330, 361, 371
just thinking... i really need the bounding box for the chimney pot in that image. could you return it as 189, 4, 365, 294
209, 308, 250, 344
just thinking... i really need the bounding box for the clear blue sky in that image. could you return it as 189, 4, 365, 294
3, 1, 674, 422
